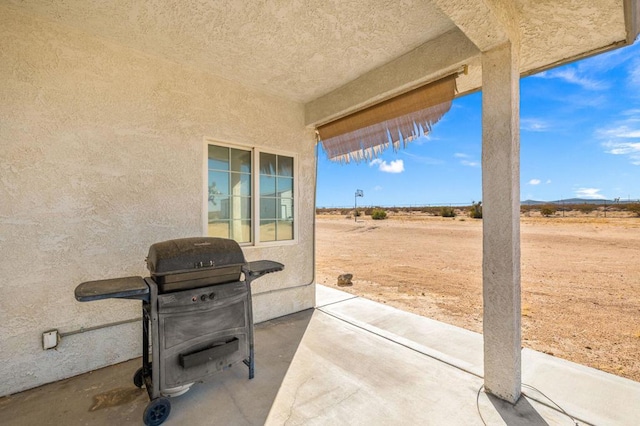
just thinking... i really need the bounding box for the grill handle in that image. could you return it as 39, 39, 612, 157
179, 338, 239, 369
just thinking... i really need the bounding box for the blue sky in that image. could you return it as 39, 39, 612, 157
316, 39, 640, 207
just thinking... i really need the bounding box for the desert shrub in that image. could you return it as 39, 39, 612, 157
371, 209, 387, 220
540, 205, 556, 217
469, 201, 482, 219
354, 210, 361, 217
440, 206, 456, 217
421, 207, 440, 215
365, 207, 385, 216
577, 204, 595, 214
627, 203, 640, 217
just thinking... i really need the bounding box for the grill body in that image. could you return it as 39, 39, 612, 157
150, 280, 252, 392
75, 237, 283, 425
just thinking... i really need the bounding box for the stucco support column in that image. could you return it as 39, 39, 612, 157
481, 41, 521, 403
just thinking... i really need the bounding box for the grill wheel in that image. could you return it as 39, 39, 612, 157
133, 367, 145, 388
143, 397, 171, 426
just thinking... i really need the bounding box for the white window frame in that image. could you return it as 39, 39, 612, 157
203, 138, 298, 246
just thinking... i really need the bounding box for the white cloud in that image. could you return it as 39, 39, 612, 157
599, 111, 640, 165
622, 109, 640, 116
369, 158, 404, 173
402, 151, 444, 165
575, 188, 606, 199
535, 68, 608, 90
576, 46, 637, 74
603, 141, 640, 155
603, 141, 640, 165
373, 185, 383, 191
411, 133, 438, 145
630, 57, 640, 87
529, 179, 541, 185
534, 43, 640, 94
521, 118, 550, 132
599, 125, 640, 138
454, 153, 479, 167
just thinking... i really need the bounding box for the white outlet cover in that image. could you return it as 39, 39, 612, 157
43, 330, 58, 350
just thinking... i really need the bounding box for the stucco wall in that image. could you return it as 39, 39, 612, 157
0, 7, 316, 397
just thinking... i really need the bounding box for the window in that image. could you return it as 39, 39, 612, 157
259, 152, 294, 242
206, 142, 294, 244
207, 145, 252, 243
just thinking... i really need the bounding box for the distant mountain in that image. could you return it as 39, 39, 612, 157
521, 198, 614, 205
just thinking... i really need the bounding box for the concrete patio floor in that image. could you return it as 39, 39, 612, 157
1, 285, 638, 425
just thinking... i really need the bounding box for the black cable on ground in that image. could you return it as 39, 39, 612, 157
475, 383, 582, 426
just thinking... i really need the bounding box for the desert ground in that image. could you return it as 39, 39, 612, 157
315, 212, 640, 382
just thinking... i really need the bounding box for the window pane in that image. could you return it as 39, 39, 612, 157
260, 220, 276, 242
208, 145, 229, 170
231, 148, 251, 173
208, 171, 229, 196
231, 220, 251, 243
210, 196, 230, 219
260, 197, 276, 219
230, 172, 251, 196
207, 144, 257, 244
277, 177, 293, 196
277, 198, 293, 219
260, 152, 277, 175
277, 220, 293, 240
207, 220, 230, 239
277, 156, 293, 177
229, 196, 251, 219
260, 175, 276, 196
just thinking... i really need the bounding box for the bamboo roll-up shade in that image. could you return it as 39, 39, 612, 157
317, 74, 457, 163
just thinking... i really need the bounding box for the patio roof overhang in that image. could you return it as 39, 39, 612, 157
6, 1, 638, 119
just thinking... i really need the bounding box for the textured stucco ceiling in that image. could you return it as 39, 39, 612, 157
517, 0, 627, 72
6, 0, 455, 103
7, 0, 633, 109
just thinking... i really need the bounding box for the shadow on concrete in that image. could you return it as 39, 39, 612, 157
487, 393, 550, 426
0, 309, 314, 426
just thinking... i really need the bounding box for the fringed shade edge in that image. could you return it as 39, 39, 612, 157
317, 73, 457, 163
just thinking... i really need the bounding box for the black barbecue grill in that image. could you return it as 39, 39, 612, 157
74, 237, 283, 426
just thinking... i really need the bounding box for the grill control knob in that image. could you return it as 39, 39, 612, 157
209, 293, 215, 300
200, 295, 207, 301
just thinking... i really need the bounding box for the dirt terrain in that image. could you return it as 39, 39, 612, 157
315, 213, 640, 382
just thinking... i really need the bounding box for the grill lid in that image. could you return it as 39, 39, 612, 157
146, 237, 246, 276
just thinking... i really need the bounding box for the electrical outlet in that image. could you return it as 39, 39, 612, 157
43, 330, 58, 350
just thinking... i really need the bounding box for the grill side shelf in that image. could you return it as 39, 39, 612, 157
75, 276, 149, 302
243, 260, 284, 278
